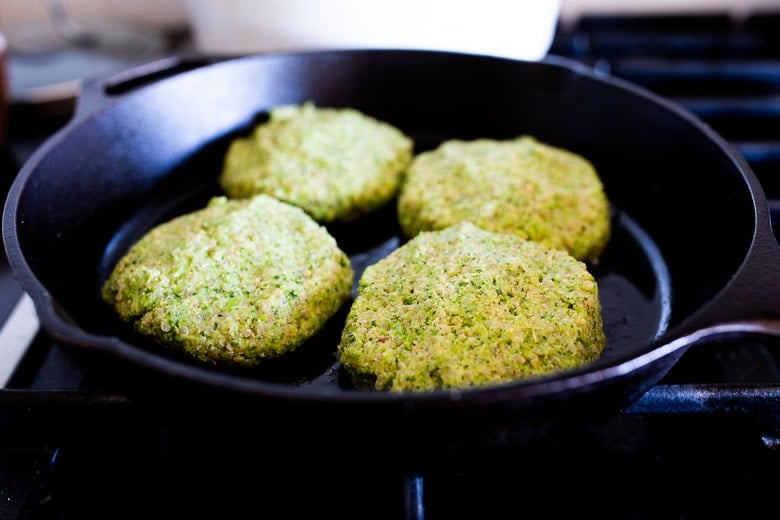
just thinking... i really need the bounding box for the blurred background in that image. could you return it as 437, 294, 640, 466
1, 0, 778, 121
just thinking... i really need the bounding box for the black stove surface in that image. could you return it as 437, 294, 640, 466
2, 11, 780, 520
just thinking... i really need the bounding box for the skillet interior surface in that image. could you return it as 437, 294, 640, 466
94, 142, 672, 391
4, 50, 758, 405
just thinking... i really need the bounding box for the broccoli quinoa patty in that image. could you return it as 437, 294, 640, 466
101, 194, 354, 368
219, 102, 414, 223
397, 135, 611, 262
338, 222, 605, 392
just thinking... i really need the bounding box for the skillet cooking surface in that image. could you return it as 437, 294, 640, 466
6, 50, 771, 414
94, 129, 672, 391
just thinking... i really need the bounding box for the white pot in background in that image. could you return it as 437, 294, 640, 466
184, 0, 562, 61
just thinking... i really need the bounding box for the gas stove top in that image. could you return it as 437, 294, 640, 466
1, 11, 780, 520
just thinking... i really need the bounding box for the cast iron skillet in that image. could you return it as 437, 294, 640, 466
4, 50, 780, 465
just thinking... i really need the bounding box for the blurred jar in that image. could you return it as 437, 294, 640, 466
184, 0, 561, 61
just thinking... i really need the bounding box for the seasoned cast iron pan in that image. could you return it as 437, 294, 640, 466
4, 50, 780, 464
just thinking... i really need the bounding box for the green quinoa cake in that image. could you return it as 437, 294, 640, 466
397, 135, 611, 262
101, 194, 354, 368
338, 222, 605, 392
218, 102, 414, 223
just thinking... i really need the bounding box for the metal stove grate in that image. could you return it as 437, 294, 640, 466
551, 13, 780, 197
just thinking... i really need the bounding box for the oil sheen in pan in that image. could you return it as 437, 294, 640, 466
98, 172, 672, 390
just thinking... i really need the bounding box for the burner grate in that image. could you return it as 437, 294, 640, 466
551, 12, 780, 200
